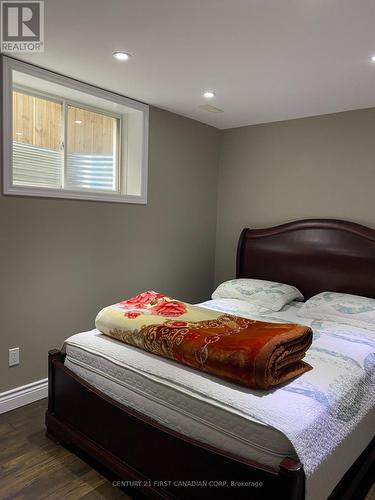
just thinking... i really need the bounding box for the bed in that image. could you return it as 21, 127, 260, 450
46, 219, 375, 500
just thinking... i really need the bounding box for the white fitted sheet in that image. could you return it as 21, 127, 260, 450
63, 299, 375, 500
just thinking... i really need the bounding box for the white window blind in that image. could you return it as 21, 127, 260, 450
66, 153, 116, 191
13, 142, 63, 189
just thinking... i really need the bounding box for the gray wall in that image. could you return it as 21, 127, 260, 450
215, 108, 375, 285
0, 107, 220, 392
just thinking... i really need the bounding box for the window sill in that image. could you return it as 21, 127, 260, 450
3, 185, 147, 204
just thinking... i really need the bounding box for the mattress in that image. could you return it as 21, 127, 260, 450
63, 299, 375, 500
65, 332, 297, 469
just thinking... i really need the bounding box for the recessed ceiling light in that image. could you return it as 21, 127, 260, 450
371, 55, 375, 62
113, 51, 131, 61
74, 120, 83, 124
203, 91, 216, 99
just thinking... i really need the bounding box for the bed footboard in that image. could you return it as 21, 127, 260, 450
46, 349, 305, 500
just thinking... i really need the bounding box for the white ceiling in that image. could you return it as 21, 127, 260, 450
13, 0, 375, 129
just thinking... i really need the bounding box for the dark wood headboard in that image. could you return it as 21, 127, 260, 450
236, 219, 375, 300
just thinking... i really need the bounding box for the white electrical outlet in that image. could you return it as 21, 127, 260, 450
9, 347, 19, 367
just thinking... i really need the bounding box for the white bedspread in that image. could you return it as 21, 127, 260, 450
200, 299, 375, 496
64, 299, 375, 500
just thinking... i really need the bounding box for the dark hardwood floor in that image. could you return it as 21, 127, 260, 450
0, 399, 374, 500
0, 399, 131, 499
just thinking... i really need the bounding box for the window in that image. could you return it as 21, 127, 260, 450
13, 91, 64, 189
66, 105, 119, 192
2, 57, 149, 203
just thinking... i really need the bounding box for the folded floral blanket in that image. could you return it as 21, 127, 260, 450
95, 291, 313, 389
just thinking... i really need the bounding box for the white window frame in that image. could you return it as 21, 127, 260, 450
2, 56, 149, 204
63, 100, 122, 193
13, 85, 123, 193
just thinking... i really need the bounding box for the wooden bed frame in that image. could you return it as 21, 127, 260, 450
46, 219, 375, 500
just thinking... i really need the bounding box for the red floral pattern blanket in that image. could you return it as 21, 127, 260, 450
95, 291, 313, 389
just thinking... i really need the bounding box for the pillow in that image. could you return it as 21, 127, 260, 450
202, 298, 275, 315
211, 278, 304, 312
297, 292, 375, 330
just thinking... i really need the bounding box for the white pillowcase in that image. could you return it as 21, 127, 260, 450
212, 278, 304, 312
297, 291, 375, 331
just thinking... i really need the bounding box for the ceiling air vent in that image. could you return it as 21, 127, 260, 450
199, 104, 224, 113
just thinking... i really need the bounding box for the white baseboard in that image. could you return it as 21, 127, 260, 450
0, 378, 48, 415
